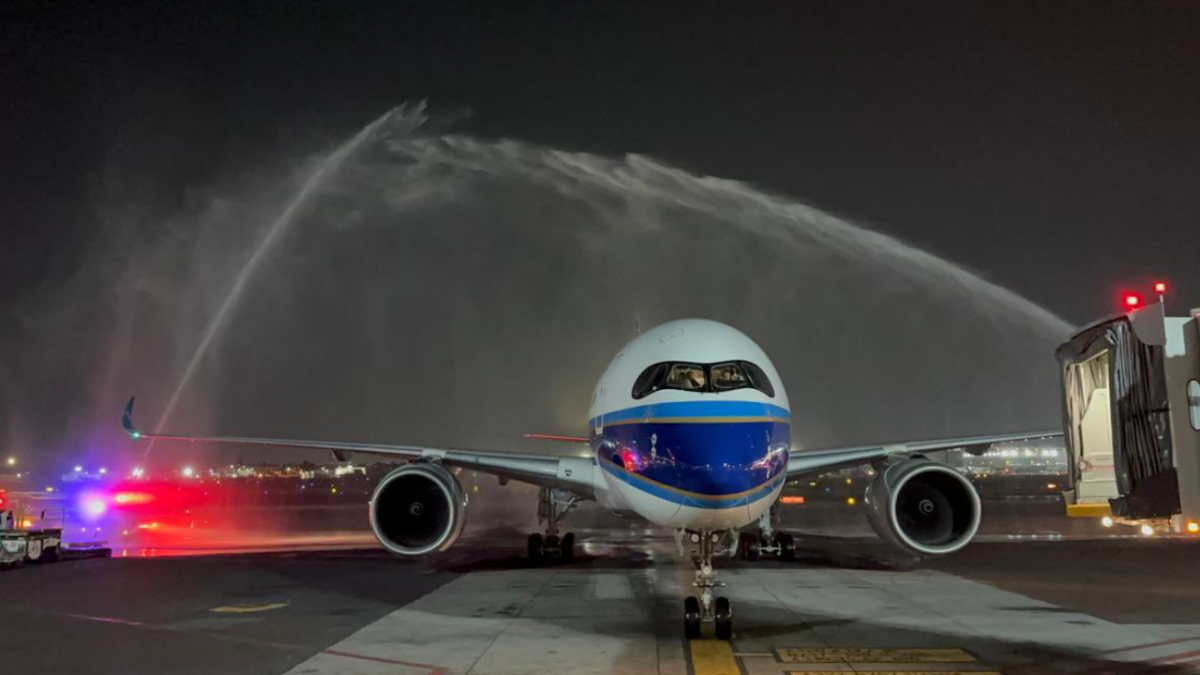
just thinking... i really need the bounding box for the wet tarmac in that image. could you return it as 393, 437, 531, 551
2, 500, 1199, 675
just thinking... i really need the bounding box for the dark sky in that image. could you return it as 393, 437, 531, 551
2, 1, 1198, 470
5, 0, 1199, 321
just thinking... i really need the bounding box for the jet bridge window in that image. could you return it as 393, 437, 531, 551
1189, 380, 1200, 431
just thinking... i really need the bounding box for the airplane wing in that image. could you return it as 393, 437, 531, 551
786, 429, 1063, 478
121, 398, 596, 497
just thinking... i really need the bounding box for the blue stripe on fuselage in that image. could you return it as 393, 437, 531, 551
599, 458, 787, 509
592, 400, 791, 507
590, 400, 790, 428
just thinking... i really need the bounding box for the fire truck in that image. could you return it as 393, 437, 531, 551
1058, 288, 1200, 535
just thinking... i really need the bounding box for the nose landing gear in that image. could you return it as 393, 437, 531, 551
683, 529, 734, 640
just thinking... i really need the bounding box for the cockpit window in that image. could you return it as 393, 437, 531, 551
632, 361, 775, 399
741, 361, 776, 397
711, 362, 749, 391
667, 364, 706, 390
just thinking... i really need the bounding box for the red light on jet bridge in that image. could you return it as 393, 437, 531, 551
1124, 293, 1143, 309
1154, 282, 1167, 294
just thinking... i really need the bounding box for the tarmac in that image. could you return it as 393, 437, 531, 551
2, 504, 1200, 675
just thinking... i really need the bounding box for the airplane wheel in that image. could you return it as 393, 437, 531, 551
527, 533, 543, 561
561, 532, 575, 561
775, 533, 795, 562
744, 534, 760, 562
736, 532, 754, 560
714, 597, 733, 640
683, 596, 702, 640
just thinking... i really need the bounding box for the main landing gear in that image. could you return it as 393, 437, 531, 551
528, 488, 579, 562
736, 509, 796, 562
682, 530, 734, 640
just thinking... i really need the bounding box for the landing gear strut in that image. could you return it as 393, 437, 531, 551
528, 488, 579, 562
737, 508, 796, 562
683, 529, 733, 640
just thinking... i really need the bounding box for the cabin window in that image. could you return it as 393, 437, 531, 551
1189, 380, 1200, 431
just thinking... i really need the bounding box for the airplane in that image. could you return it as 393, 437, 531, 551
122, 318, 1060, 639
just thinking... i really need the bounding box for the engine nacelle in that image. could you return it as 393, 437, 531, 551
369, 462, 467, 556
863, 457, 981, 556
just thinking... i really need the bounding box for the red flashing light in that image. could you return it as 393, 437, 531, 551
1155, 282, 1167, 294
0, 494, 7, 509
113, 492, 154, 506
1124, 293, 1143, 309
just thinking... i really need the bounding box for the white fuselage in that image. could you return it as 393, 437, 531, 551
584, 319, 791, 531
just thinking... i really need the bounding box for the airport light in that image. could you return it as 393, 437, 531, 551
846, 497, 857, 506
99, 467, 107, 475
181, 466, 195, 478
1101, 516, 1114, 528
5, 457, 14, 467
74, 465, 83, 473
1188, 521, 1199, 534
1124, 292, 1143, 310
84, 498, 107, 516
131, 467, 145, 479
1140, 524, 1154, 537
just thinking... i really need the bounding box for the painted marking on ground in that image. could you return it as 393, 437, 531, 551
209, 602, 290, 613
690, 639, 741, 675
775, 648, 977, 664
787, 667, 1003, 672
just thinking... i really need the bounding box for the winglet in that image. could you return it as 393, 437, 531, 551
122, 397, 142, 439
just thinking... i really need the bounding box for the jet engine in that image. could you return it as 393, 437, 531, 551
369, 462, 467, 556
863, 457, 981, 556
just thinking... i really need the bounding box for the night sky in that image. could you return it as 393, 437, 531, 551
2, 1, 1198, 470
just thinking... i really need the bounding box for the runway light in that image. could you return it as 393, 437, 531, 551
846, 497, 857, 506
1140, 524, 1154, 537
1101, 516, 1114, 528
1187, 521, 1199, 534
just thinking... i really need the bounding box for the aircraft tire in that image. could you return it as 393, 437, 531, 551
561, 532, 575, 561
714, 597, 733, 640
684, 596, 702, 639
527, 533, 543, 561
744, 535, 760, 562
776, 533, 795, 562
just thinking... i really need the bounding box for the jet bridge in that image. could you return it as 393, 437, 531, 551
1057, 302, 1200, 534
